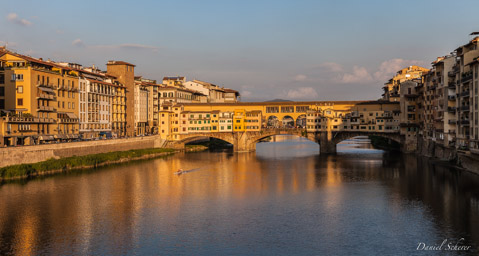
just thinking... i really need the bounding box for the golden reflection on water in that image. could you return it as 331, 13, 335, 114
0, 137, 479, 255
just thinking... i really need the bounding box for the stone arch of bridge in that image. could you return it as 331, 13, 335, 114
266, 115, 280, 128
178, 134, 235, 146
282, 115, 295, 128
249, 131, 318, 146
263, 113, 308, 126
296, 114, 307, 128
330, 131, 402, 146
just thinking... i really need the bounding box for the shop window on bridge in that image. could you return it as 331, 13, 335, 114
266, 106, 279, 113
281, 106, 294, 113
296, 106, 309, 112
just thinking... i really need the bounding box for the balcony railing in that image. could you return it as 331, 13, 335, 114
37, 105, 56, 112
460, 105, 470, 111
447, 107, 456, 113
448, 81, 456, 89
459, 91, 470, 97
461, 72, 473, 83
37, 94, 56, 100
36, 82, 54, 89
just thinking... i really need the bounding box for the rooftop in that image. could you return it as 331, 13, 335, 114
107, 60, 135, 66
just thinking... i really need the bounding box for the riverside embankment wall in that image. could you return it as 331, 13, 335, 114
418, 137, 479, 174
0, 136, 166, 168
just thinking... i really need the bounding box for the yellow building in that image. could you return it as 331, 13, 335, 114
233, 109, 245, 131
0, 48, 79, 146
162, 76, 185, 87
245, 110, 262, 131
382, 65, 429, 102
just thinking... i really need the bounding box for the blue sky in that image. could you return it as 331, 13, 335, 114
1, 0, 479, 101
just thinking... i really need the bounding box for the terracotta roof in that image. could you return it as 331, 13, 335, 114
86, 78, 123, 87
1, 49, 75, 70
223, 88, 239, 93
181, 100, 367, 106
163, 76, 185, 80
158, 86, 207, 95
107, 60, 135, 66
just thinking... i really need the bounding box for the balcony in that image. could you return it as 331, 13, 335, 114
460, 105, 470, 111
461, 72, 473, 83
3, 116, 38, 123
38, 117, 55, 123
37, 105, 56, 112
448, 95, 456, 101
447, 107, 456, 113
460, 120, 470, 125
447, 81, 456, 89
36, 82, 54, 89
37, 93, 56, 100
448, 119, 456, 124
459, 91, 470, 97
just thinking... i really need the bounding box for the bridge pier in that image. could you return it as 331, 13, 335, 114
320, 131, 337, 154
233, 132, 256, 152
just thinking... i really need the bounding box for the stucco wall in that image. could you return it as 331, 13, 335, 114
0, 136, 166, 168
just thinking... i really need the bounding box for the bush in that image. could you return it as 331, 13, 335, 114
0, 148, 175, 179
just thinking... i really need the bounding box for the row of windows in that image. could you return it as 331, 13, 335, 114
306, 125, 390, 130
58, 101, 75, 110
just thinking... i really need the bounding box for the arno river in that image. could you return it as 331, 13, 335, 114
0, 136, 479, 255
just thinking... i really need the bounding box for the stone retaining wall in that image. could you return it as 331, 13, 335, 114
0, 136, 166, 168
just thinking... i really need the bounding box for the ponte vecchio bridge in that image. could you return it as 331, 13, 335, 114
163, 100, 404, 154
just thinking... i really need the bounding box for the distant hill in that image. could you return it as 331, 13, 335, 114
264, 99, 293, 102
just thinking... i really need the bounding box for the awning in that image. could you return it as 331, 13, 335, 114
38, 87, 54, 93
39, 135, 54, 141
66, 112, 78, 119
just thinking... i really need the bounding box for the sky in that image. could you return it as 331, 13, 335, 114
1, 0, 479, 101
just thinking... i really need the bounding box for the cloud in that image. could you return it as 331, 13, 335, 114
294, 74, 307, 82
93, 43, 160, 52
373, 58, 427, 82
285, 87, 318, 100
6, 13, 32, 26
241, 90, 252, 97
340, 66, 373, 83
319, 62, 343, 72
72, 39, 85, 47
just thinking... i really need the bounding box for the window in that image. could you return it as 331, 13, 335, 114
17, 98, 23, 106
14, 74, 23, 81
0, 87, 4, 96
0, 74, 4, 84
0, 99, 4, 109
17, 86, 23, 93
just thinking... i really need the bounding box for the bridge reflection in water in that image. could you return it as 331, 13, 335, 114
0, 136, 478, 255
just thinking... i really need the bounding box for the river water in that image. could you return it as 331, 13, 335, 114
1, 136, 479, 255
